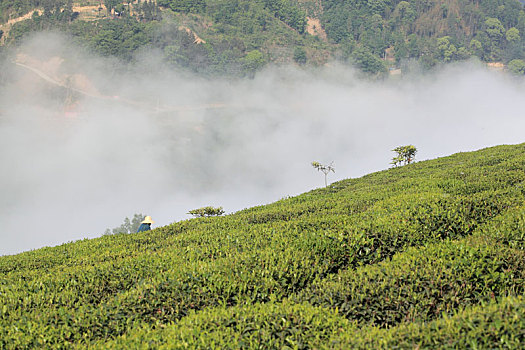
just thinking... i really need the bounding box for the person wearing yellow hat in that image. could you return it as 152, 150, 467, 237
137, 216, 154, 233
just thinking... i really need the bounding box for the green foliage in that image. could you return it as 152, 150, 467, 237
4, 0, 525, 75
104, 0, 119, 15
293, 46, 307, 64
321, 0, 525, 69
97, 300, 354, 348
2, 0, 311, 76
163, 0, 206, 14
93, 296, 525, 349
350, 46, 387, 76
242, 49, 266, 74
391, 144, 417, 167
477, 204, 525, 250
437, 36, 458, 62
263, 0, 306, 33
296, 236, 525, 327
335, 296, 525, 349
470, 38, 484, 56
187, 206, 225, 217
2, 143, 525, 348
506, 27, 521, 42
85, 18, 151, 59
104, 213, 146, 235
485, 17, 506, 41
508, 58, 525, 74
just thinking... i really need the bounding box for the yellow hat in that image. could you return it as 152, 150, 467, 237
141, 216, 154, 224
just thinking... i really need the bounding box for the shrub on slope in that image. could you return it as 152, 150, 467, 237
2, 144, 525, 348
95, 300, 354, 349
476, 204, 525, 250
95, 296, 525, 349
2, 190, 517, 347
334, 296, 525, 349
295, 235, 525, 328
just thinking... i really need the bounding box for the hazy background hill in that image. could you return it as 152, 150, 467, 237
1, 0, 525, 75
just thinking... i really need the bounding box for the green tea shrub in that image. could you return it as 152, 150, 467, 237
477, 204, 525, 250
0, 225, 352, 346
295, 237, 525, 328
2, 143, 525, 348
317, 189, 518, 268
95, 297, 525, 349
187, 206, 225, 217
407, 189, 518, 240
332, 296, 525, 349
95, 301, 354, 349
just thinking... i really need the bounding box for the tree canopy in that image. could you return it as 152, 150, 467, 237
2, 0, 525, 76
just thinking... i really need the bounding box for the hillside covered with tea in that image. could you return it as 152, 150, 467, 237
1, 143, 524, 348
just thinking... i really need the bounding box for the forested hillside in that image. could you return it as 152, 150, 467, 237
1, 0, 525, 76
1, 143, 525, 348
320, 0, 525, 72
0, 0, 329, 76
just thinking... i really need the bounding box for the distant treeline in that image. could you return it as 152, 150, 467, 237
321, 0, 525, 72
2, 0, 525, 76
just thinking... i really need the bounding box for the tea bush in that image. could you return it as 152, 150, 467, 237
334, 296, 525, 349
94, 297, 524, 349
476, 204, 525, 250
2, 143, 525, 348
295, 236, 525, 327
95, 301, 355, 349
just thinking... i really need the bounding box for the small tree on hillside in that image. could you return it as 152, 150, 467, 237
312, 161, 335, 187
188, 206, 225, 218
391, 145, 417, 167
104, 213, 145, 235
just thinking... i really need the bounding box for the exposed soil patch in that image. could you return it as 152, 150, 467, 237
306, 17, 327, 41
179, 26, 206, 44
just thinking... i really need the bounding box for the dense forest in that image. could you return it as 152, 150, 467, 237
1, 0, 525, 75
321, 0, 525, 71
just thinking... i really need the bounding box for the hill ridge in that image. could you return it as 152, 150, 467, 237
2, 0, 525, 75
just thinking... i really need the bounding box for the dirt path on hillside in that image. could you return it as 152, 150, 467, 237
0, 10, 43, 43
179, 26, 206, 44
13, 53, 229, 113
72, 5, 102, 12
4, 10, 42, 27
0, 5, 106, 43
0, 3, 209, 46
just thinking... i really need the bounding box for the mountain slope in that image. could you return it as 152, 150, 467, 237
1, 0, 525, 75
1, 143, 525, 348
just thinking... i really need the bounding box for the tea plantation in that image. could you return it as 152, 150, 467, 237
1, 144, 525, 349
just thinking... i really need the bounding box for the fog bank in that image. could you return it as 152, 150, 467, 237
1, 33, 524, 256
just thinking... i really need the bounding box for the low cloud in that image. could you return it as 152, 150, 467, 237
1, 33, 524, 255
